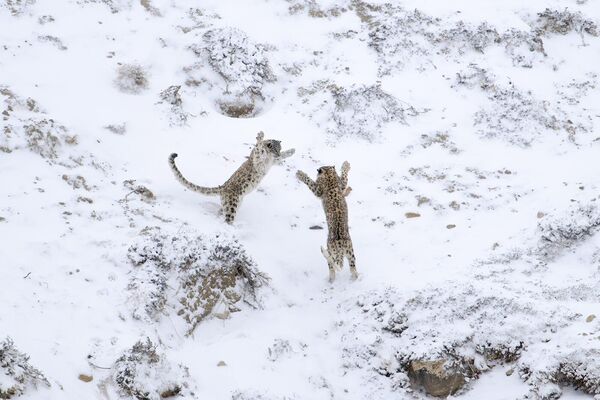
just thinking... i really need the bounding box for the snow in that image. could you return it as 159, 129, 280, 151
1, 0, 600, 399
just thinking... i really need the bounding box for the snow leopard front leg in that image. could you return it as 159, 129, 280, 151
340, 161, 352, 197
296, 170, 321, 197
276, 148, 295, 164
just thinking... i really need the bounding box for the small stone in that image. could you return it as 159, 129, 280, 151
217, 361, 227, 367
537, 211, 545, 218
505, 368, 514, 376
405, 212, 421, 218
309, 225, 324, 230
586, 314, 596, 323
446, 224, 456, 229
78, 374, 93, 382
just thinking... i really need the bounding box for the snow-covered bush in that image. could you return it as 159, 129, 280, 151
115, 64, 149, 94
519, 347, 600, 398
474, 86, 565, 147
357, 4, 597, 75
2, 0, 35, 16
330, 84, 421, 141
113, 338, 193, 400
297, 81, 422, 142
201, 27, 275, 96
534, 8, 598, 37
1, 86, 78, 162
127, 227, 269, 333
0, 338, 49, 399
157, 85, 190, 126
537, 204, 600, 262
455, 66, 591, 146
359, 4, 542, 74
188, 27, 275, 117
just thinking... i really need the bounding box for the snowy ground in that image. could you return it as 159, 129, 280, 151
1, 0, 600, 399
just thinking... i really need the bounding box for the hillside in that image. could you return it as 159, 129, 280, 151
1, 0, 600, 399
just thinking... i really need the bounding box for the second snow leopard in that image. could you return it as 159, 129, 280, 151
169, 131, 295, 223
296, 161, 357, 282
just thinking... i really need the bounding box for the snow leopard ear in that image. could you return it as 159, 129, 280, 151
256, 131, 265, 142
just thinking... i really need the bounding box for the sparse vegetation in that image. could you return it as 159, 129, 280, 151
537, 204, 600, 262
115, 64, 149, 94
298, 81, 424, 142
113, 338, 191, 400
127, 227, 269, 333
0, 338, 50, 399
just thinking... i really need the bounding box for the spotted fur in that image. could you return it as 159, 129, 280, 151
170, 131, 295, 223
296, 161, 357, 282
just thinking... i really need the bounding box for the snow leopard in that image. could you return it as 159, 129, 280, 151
296, 161, 357, 282
169, 131, 295, 223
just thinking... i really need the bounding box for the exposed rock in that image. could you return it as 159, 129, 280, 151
78, 374, 93, 382
586, 314, 596, 323
407, 359, 465, 397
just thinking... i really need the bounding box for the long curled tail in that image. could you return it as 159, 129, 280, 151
169, 153, 222, 196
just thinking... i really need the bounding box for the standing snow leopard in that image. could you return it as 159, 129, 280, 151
296, 162, 357, 282
169, 131, 295, 223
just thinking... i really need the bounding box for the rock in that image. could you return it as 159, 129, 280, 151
537, 211, 545, 218
408, 359, 465, 397
446, 224, 456, 229
217, 361, 227, 367
586, 314, 596, 323
405, 212, 421, 218
309, 225, 324, 230
505, 368, 514, 376
160, 387, 181, 398
78, 374, 93, 382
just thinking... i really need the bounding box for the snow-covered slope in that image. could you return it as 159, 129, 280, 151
1, 0, 599, 399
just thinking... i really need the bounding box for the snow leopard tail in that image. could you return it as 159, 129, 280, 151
169, 153, 222, 196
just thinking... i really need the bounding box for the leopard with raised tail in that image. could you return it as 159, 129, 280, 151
169, 131, 294, 223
